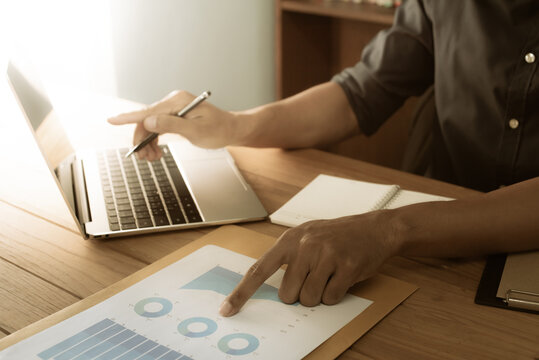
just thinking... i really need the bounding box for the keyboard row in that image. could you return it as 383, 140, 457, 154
98, 146, 202, 231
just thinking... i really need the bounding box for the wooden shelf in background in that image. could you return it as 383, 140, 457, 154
281, 0, 395, 25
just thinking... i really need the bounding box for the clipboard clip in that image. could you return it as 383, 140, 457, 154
505, 289, 539, 312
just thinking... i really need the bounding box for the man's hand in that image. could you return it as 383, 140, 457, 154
219, 210, 401, 317
107, 90, 241, 161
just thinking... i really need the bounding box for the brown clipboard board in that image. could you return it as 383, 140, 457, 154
0, 225, 417, 359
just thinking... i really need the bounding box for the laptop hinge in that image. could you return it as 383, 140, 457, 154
72, 158, 92, 224
55, 155, 77, 215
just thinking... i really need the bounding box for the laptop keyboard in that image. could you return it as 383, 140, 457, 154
97, 145, 202, 231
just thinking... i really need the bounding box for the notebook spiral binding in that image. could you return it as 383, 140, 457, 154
372, 185, 401, 210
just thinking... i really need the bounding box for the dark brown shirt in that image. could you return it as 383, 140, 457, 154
333, 0, 539, 192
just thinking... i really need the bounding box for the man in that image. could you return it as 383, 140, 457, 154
108, 0, 539, 317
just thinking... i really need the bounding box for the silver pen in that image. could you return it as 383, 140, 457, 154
125, 90, 211, 158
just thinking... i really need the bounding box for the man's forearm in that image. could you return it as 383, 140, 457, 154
390, 177, 539, 258
232, 82, 359, 149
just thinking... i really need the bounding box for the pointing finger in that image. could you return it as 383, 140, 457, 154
219, 248, 285, 317
108, 108, 151, 125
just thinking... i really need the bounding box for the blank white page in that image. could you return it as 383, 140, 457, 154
270, 174, 398, 227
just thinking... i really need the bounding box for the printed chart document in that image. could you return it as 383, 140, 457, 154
0, 226, 417, 360
270, 174, 453, 227
0, 247, 370, 360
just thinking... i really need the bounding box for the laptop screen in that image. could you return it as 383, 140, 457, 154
7, 61, 53, 133
6, 59, 85, 233
7, 60, 74, 170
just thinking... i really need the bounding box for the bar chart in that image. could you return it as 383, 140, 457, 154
181, 265, 292, 304
37, 318, 191, 360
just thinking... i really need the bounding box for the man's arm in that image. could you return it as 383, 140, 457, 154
398, 177, 539, 257
108, 82, 358, 160
234, 82, 358, 149
219, 177, 539, 316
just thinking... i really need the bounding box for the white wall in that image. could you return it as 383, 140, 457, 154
1, 0, 117, 95
109, 0, 275, 110
2, 0, 275, 111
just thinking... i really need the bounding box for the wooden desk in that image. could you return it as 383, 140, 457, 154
0, 87, 537, 359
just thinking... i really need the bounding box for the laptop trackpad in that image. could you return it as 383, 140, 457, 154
181, 158, 258, 222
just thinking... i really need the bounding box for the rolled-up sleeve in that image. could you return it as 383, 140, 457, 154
332, 0, 435, 135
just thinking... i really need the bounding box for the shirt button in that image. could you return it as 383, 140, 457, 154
509, 118, 519, 129
525, 52, 536, 64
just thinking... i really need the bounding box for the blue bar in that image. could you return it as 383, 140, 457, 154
138, 345, 170, 360
54, 324, 125, 360
72, 329, 136, 360
95, 334, 146, 360
38, 319, 115, 359
116, 339, 158, 360
160, 350, 184, 360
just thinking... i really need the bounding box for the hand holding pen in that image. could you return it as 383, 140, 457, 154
109, 90, 232, 161
124, 91, 211, 157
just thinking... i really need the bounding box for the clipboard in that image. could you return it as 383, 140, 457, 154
475, 253, 539, 314
0, 225, 417, 359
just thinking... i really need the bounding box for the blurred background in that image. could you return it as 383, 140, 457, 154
0, 0, 276, 110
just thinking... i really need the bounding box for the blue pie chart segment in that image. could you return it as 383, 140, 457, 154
177, 317, 218, 338
134, 297, 173, 318
218, 333, 260, 356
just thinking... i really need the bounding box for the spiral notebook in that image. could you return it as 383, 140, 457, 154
270, 174, 452, 227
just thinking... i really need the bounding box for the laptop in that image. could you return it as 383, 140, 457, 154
6, 59, 267, 239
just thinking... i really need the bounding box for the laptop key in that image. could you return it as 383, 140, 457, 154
109, 223, 120, 231
131, 193, 144, 200
151, 208, 166, 216
116, 198, 130, 205
135, 211, 151, 219
154, 216, 170, 226
137, 218, 153, 228
115, 193, 129, 200
150, 201, 164, 208
118, 210, 134, 217
166, 202, 180, 211
169, 211, 186, 224
187, 213, 202, 223
120, 222, 136, 230
128, 184, 141, 192
120, 218, 135, 227
161, 190, 174, 198
163, 193, 176, 201
117, 204, 132, 211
